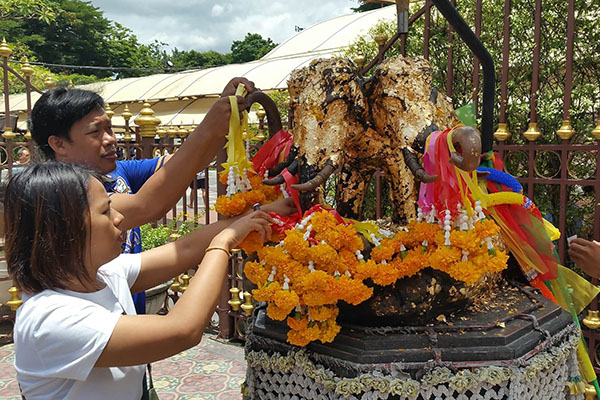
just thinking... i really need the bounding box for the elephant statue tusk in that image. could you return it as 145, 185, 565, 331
448, 126, 482, 172
291, 159, 336, 191
267, 147, 298, 178
263, 159, 299, 185
402, 147, 438, 183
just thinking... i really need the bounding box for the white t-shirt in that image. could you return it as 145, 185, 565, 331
14, 254, 146, 400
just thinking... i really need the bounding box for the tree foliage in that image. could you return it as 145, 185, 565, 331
170, 48, 231, 69
0, 0, 164, 79
230, 33, 277, 64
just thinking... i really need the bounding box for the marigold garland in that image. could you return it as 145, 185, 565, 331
214, 170, 281, 217
244, 208, 508, 346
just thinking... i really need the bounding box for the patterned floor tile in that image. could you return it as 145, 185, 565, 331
0, 333, 246, 399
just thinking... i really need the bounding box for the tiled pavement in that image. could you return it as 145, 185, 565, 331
0, 333, 247, 400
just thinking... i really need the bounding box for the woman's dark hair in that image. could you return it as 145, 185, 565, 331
29, 88, 104, 159
4, 162, 101, 293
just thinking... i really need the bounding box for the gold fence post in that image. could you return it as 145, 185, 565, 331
134, 102, 160, 159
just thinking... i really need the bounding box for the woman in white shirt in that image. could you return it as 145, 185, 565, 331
5, 162, 274, 400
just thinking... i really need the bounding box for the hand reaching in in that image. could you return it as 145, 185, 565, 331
213, 210, 273, 250
569, 238, 600, 278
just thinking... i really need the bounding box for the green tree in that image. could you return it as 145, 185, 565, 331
0, 0, 57, 23
0, 0, 165, 79
170, 48, 231, 69
230, 33, 277, 64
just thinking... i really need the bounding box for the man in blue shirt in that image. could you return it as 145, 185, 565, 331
103, 155, 168, 313
29, 79, 296, 314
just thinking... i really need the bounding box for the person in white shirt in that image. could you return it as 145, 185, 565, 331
5, 162, 275, 400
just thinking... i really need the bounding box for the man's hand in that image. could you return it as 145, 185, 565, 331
220, 77, 258, 97
569, 238, 600, 278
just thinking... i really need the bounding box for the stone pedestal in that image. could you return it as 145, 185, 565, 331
245, 284, 583, 400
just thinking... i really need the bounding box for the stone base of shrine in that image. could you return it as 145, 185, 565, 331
244, 284, 584, 400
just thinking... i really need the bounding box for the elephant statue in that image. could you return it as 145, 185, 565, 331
266, 56, 483, 224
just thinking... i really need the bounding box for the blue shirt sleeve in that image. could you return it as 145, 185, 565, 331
116, 156, 166, 193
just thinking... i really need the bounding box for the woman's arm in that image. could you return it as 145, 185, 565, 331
95, 211, 271, 367
129, 197, 295, 294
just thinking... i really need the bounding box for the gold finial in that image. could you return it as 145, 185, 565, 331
523, 122, 542, 141
585, 384, 597, 400
256, 106, 266, 121
7, 286, 22, 311
121, 104, 133, 122
21, 57, 34, 77
24, 129, 32, 140
353, 54, 366, 69
169, 276, 181, 293
155, 126, 166, 138
123, 129, 132, 142
67, 80, 75, 89
228, 287, 242, 311
134, 103, 161, 138
590, 119, 600, 140
0, 38, 12, 58
104, 103, 114, 120
177, 124, 188, 138
240, 291, 254, 316
255, 129, 266, 142
556, 119, 575, 140
166, 124, 178, 138
2, 126, 15, 140
43, 75, 57, 90
493, 122, 511, 141
179, 274, 191, 293
583, 310, 600, 330
374, 33, 388, 47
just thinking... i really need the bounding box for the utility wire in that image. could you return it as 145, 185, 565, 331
9, 59, 218, 72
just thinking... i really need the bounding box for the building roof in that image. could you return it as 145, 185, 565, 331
4, 6, 396, 128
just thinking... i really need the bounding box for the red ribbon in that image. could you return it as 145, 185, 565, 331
251, 129, 293, 176
281, 167, 302, 215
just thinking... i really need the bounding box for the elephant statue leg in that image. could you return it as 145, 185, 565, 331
384, 153, 419, 225
336, 163, 376, 221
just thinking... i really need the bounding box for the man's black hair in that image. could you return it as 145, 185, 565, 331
29, 88, 104, 159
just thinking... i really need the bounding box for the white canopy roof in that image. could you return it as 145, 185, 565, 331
4, 6, 396, 128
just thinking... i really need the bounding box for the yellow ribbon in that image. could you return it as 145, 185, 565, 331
221, 84, 254, 178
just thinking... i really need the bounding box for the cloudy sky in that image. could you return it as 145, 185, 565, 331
90, 1, 360, 53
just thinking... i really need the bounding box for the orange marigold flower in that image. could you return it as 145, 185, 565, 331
318, 319, 341, 343
215, 194, 248, 217
239, 231, 264, 254
371, 263, 402, 286
287, 329, 312, 347
244, 261, 269, 286
308, 305, 339, 322
273, 289, 300, 314
354, 259, 378, 281
309, 243, 339, 272
395, 248, 429, 278
371, 243, 395, 262
267, 302, 292, 320
283, 230, 311, 263
335, 276, 373, 305
429, 247, 462, 273
252, 281, 281, 302
287, 313, 309, 331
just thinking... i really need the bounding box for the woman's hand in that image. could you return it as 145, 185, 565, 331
213, 210, 274, 250
261, 197, 298, 216
569, 238, 600, 278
